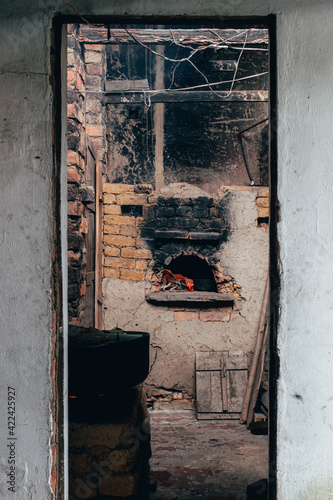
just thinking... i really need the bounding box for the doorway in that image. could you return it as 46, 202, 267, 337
66, 18, 274, 500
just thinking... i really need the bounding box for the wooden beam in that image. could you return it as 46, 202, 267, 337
78, 28, 268, 45
104, 90, 268, 104
145, 291, 235, 304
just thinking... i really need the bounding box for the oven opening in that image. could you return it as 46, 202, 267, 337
167, 254, 218, 292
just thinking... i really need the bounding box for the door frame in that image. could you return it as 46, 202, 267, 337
52, 14, 278, 500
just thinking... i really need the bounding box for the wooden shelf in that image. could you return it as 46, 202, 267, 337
145, 291, 235, 306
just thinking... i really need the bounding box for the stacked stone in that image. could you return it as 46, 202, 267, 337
142, 195, 225, 240
67, 25, 88, 325
103, 183, 153, 281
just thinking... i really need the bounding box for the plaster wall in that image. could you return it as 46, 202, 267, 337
103, 187, 269, 397
1, 1, 333, 499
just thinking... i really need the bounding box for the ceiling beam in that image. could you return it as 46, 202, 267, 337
78, 28, 268, 45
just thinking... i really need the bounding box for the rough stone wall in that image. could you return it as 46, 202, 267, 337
102, 184, 269, 401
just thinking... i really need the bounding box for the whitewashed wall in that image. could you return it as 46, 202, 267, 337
1, 1, 333, 498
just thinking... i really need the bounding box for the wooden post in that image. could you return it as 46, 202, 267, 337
153, 43, 165, 191
240, 274, 269, 424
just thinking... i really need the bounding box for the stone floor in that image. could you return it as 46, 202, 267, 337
148, 410, 268, 500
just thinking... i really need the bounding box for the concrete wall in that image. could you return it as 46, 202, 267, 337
1, 1, 333, 499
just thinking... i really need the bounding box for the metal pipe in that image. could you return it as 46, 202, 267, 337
239, 117, 268, 186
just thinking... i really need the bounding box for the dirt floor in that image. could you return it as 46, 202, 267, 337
148, 410, 268, 500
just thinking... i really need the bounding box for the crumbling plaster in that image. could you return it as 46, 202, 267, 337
1, 1, 333, 499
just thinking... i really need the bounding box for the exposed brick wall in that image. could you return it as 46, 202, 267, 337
102, 182, 244, 324
67, 26, 108, 326
103, 183, 153, 281
83, 40, 107, 174
67, 24, 87, 326
256, 188, 269, 225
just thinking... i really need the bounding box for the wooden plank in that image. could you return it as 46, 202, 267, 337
210, 371, 224, 413
246, 321, 269, 427
221, 359, 228, 412
196, 371, 223, 413
78, 28, 269, 46
196, 350, 248, 419
196, 351, 222, 371
227, 369, 248, 413
224, 351, 248, 370
240, 274, 269, 424
105, 90, 268, 104
195, 351, 221, 371
146, 291, 235, 304
105, 79, 149, 92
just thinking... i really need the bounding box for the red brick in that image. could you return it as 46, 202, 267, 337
104, 246, 120, 257
79, 218, 88, 234
135, 260, 148, 270
256, 197, 269, 208
116, 193, 147, 205
67, 150, 80, 166
68, 202, 83, 216
175, 311, 199, 321
86, 100, 103, 114
86, 44, 103, 52
121, 248, 152, 259
90, 138, 105, 149
120, 226, 137, 237
67, 68, 77, 87
86, 113, 103, 125
67, 51, 75, 67
104, 257, 135, 269
68, 251, 81, 265
120, 269, 145, 281
67, 165, 81, 183
86, 75, 102, 90
104, 235, 135, 247
80, 282, 86, 296
84, 51, 104, 64
103, 194, 116, 205
86, 64, 102, 75
199, 310, 231, 322
258, 189, 269, 198
104, 215, 135, 226
135, 237, 149, 249
103, 183, 134, 194
67, 103, 84, 123
104, 224, 120, 235
218, 305, 233, 313
104, 268, 120, 279
76, 75, 85, 93
86, 124, 103, 137
257, 207, 269, 218
104, 205, 121, 215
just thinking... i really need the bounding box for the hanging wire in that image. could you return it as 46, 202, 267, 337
65, 1, 267, 99
225, 31, 248, 97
